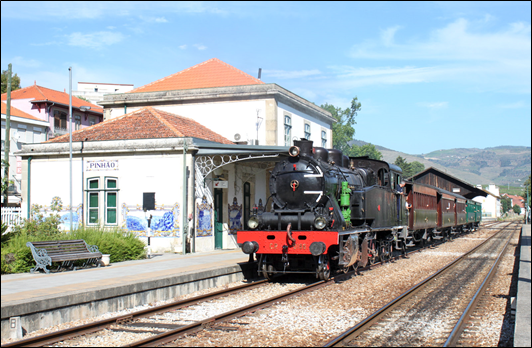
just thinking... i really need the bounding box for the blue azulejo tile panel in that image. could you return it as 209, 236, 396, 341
31, 197, 82, 231
196, 196, 213, 237
121, 203, 180, 237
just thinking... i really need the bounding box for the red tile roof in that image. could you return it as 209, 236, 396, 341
129, 58, 264, 93
1, 84, 103, 113
503, 194, 525, 208
46, 106, 234, 144
1, 101, 44, 122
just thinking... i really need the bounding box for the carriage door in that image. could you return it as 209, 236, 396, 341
214, 188, 223, 249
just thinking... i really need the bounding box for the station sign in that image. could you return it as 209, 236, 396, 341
86, 160, 119, 171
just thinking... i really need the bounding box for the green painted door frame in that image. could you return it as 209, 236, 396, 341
214, 188, 223, 249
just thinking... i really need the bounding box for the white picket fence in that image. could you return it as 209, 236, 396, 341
1, 207, 23, 233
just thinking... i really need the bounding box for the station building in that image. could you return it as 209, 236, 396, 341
17, 58, 334, 253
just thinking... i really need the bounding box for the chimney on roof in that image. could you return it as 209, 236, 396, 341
34, 80, 36, 85
258, 68, 262, 80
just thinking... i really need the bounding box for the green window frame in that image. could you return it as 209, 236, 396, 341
105, 177, 118, 225
87, 178, 100, 225
86, 177, 119, 226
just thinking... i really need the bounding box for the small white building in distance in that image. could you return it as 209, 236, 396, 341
73, 82, 134, 105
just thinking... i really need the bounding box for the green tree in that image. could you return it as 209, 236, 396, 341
1, 69, 21, 94
394, 156, 411, 175
351, 143, 382, 160
409, 161, 425, 177
321, 97, 361, 155
522, 174, 531, 203
501, 195, 512, 214
513, 204, 521, 215
393, 156, 425, 178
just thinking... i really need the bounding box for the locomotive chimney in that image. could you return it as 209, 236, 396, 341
293, 138, 313, 157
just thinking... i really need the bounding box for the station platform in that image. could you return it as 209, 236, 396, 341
1, 248, 254, 337
515, 223, 531, 347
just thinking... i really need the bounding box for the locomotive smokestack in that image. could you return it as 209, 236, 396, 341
293, 138, 313, 157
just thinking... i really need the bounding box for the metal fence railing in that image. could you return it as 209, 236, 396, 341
1, 207, 23, 233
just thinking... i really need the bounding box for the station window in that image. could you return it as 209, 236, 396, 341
105, 178, 118, 225
86, 177, 119, 225
284, 115, 292, 146
321, 130, 327, 147
304, 123, 311, 140
87, 178, 100, 224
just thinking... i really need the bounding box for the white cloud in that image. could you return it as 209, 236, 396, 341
11, 56, 41, 68
193, 44, 207, 50
154, 17, 168, 23
262, 69, 321, 79
179, 45, 187, 50
417, 102, 449, 109
66, 31, 125, 49
380, 26, 402, 46
351, 19, 531, 63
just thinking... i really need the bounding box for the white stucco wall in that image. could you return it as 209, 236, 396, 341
23, 151, 193, 253
107, 99, 332, 148
277, 101, 332, 148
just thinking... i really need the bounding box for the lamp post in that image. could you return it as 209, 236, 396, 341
69, 67, 73, 231
69, 67, 90, 232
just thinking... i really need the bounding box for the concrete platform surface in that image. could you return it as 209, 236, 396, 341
1, 249, 250, 319
514, 224, 531, 348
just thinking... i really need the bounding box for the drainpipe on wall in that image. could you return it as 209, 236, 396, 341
124, 104, 127, 115
191, 152, 196, 253
27, 156, 32, 219
182, 140, 188, 255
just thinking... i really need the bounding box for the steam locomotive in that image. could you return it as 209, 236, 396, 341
237, 139, 482, 280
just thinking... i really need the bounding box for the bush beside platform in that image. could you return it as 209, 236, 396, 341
1, 213, 146, 274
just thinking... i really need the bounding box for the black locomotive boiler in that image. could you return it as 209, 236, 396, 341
237, 139, 480, 280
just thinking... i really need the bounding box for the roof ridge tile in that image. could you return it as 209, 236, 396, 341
146, 107, 184, 137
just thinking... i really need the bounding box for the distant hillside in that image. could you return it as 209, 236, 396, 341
352, 140, 531, 186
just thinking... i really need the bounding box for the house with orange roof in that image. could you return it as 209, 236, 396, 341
2, 102, 48, 206
16, 106, 287, 253
1, 82, 103, 140
99, 58, 334, 148
501, 193, 525, 215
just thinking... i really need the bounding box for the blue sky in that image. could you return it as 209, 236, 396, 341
1, 1, 530, 154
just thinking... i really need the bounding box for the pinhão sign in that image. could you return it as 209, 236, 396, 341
86, 160, 119, 171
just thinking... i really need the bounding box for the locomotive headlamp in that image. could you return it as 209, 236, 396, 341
247, 216, 259, 229
289, 146, 300, 157
314, 216, 327, 230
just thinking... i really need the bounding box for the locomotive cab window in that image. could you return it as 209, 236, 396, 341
377, 169, 389, 187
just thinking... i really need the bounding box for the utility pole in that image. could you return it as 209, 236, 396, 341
2, 64, 12, 206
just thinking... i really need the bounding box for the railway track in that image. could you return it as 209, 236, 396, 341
1, 280, 270, 347
324, 221, 518, 347
1, 221, 502, 347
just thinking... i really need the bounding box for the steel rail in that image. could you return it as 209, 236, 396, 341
125, 280, 329, 347
443, 224, 516, 347
1, 279, 268, 347
324, 221, 514, 347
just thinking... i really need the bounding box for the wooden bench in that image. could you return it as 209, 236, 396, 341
26, 239, 103, 274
